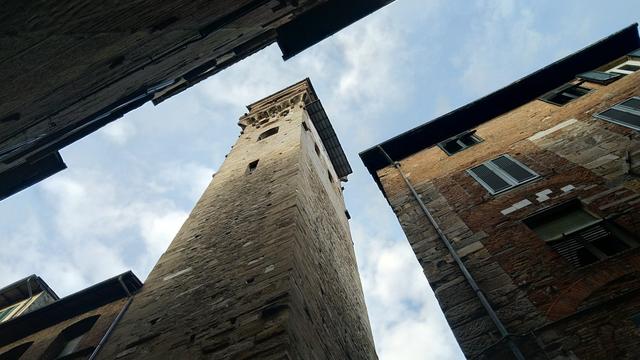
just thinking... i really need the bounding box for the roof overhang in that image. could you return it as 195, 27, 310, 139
360, 23, 640, 196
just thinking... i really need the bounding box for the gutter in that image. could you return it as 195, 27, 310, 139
377, 145, 526, 360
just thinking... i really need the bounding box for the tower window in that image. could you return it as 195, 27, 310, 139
247, 160, 259, 174
594, 97, 640, 131
327, 170, 334, 183
577, 71, 621, 85
258, 127, 279, 141
467, 155, 538, 195
539, 83, 591, 106
314, 143, 320, 156
524, 200, 638, 267
438, 130, 482, 155
43, 315, 100, 359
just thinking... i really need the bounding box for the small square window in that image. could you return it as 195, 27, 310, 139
467, 155, 538, 195
524, 200, 638, 267
594, 97, 640, 131
539, 84, 591, 106
577, 71, 621, 85
438, 131, 483, 155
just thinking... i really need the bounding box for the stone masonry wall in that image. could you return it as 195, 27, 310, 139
377, 66, 640, 358
96, 82, 376, 359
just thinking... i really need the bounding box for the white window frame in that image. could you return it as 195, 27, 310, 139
606, 59, 640, 75
467, 154, 539, 195
594, 96, 640, 131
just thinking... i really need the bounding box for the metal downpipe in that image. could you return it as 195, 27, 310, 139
88, 276, 134, 360
377, 146, 525, 360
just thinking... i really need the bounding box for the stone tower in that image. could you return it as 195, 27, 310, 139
96, 79, 377, 359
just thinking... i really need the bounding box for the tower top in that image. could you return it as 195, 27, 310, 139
240, 79, 352, 180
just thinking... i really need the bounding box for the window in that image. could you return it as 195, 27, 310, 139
630, 48, 640, 58
577, 71, 621, 85
0, 342, 33, 360
257, 127, 278, 141
44, 315, 100, 360
524, 200, 638, 267
438, 131, 483, 155
314, 143, 320, 156
467, 155, 538, 195
327, 170, 334, 183
0, 304, 19, 322
539, 83, 591, 106
594, 97, 640, 131
246, 160, 259, 174
606, 59, 640, 75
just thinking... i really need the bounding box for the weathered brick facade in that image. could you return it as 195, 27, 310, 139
96, 80, 377, 359
362, 26, 640, 359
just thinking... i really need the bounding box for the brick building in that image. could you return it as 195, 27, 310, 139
361, 24, 640, 359
0, 271, 142, 359
82, 79, 376, 359
0, 0, 393, 201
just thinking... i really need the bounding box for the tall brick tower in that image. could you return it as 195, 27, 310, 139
95, 79, 377, 359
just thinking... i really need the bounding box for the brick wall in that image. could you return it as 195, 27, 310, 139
96, 81, 376, 359
377, 69, 640, 358
0, 299, 127, 359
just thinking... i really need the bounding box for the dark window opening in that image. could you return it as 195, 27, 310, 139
327, 170, 334, 183
577, 71, 621, 85
467, 155, 538, 194
619, 64, 640, 72
595, 97, 640, 131
524, 200, 638, 267
0, 342, 33, 360
540, 84, 591, 106
257, 127, 279, 141
247, 160, 259, 174
302, 122, 309, 131
43, 315, 100, 360
314, 143, 320, 156
438, 131, 483, 155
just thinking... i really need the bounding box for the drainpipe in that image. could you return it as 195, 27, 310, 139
88, 276, 134, 360
377, 146, 526, 360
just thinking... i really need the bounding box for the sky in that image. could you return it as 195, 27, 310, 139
1, 1, 638, 358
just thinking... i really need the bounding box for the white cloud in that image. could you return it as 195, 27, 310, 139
101, 119, 137, 145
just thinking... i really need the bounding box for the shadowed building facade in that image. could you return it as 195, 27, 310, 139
90, 79, 376, 359
361, 24, 640, 359
0, 272, 142, 359
0, 0, 393, 200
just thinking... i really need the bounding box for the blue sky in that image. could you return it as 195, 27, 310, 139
1, 1, 638, 358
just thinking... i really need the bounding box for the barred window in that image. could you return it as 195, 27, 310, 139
467, 155, 538, 195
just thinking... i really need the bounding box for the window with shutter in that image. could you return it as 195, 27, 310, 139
594, 97, 640, 131
524, 200, 638, 267
606, 59, 640, 75
467, 155, 539, 194
437, 130, 483, 155
577, 71, 621, 85
539, 83, 591, 106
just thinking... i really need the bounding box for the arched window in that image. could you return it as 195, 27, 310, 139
257, 127, 279, 141
43, 315, 100, 359
0, 342, 33, 360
